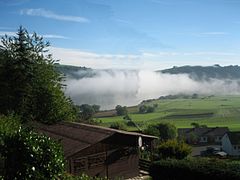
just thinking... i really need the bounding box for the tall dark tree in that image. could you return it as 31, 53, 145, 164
144, 123, 177, 141
77, 104, 95, 122
115, 105, 127, 116
0, 26, 76, 123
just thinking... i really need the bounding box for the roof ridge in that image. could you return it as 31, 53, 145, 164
61, 122, 113, 135
63, 122, 157, 139
36, 125, 95, 145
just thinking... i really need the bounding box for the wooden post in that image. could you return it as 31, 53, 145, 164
105, 144, 109, 179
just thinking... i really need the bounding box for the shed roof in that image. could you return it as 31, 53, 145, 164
226, 132, 240, 145
32, 122, 157, 158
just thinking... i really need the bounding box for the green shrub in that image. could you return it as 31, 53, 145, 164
149, 158, 240, 180
156, 140, 191, 160
115, 105, 127, 116
144, 123, 177, 141
0, 115, 65, 179
109, 122, 127, 130
139, 105, 156, 114
63, 173, 108, 180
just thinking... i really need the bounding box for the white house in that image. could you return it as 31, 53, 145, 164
222, 132, 240, 156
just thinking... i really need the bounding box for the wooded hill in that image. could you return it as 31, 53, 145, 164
54, 63, 95, 79
56, 64, 240, 81
159, 65, 240, 81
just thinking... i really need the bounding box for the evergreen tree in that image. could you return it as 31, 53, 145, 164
0, 26, 76, 123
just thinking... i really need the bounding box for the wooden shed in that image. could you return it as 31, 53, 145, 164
33, 122, 156, 179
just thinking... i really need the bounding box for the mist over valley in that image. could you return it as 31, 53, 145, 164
59, 65, 240, 110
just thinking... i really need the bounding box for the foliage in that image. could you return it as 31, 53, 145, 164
139, 105, 156, 114
55, 64, 95, 79
144, 123, 177, 141
76, 104, 100, 122
126, 120, 136, 127
160, 65, 240, 81
115, 105, 127, 116
123, 113, 132, 121
139, 105, 148, 113
146, 106, 155, 113
190, 122, 207, 128
149, 158, 240, 180
63, 173, 108, 180
0, 115, 65, 179
188, 132, 198, 143
191, 122, 200, 128
109, 122, 127, 130
155, 140, 191, 160
0, 26, 76, 123
97, 95, 240, 132
92, 104, 100, 113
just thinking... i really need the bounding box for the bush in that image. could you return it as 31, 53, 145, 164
156, 140, 191, 160
0, 115, 65, 179
144, 123, 177, 141
115, 105, 127, 116
139, 105, 156, 114
139, 105, 147, 113
63, 173, 108, 180
146, 106, 155, 113
109, 122, 127, 130
149, 158, 240, 180
123, 113, 132, 121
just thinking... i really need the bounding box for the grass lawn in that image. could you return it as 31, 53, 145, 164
95, 95, 240, 131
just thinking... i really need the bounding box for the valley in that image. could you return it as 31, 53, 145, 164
94, 95, 240, 131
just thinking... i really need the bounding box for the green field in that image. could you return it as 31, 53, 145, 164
94, 95, 240, 131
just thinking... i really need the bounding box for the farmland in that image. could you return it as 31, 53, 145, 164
94, 95, 240, 131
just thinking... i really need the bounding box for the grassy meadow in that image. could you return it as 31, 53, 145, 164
94, 95, 240, 131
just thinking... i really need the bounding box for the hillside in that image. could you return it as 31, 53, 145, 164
95, 95, 240, 131
54, 63, 96, 79
160, 65, 240, 81
56, 64, 240, 81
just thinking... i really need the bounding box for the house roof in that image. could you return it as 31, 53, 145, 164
204, 127, 229, 136
32, 122, 157, 158
226, 132, 240, 145
178, 127, 229, 137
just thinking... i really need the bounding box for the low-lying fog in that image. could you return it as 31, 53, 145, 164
64, 70, 240, 110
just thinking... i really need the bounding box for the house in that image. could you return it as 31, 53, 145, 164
222, 132, 240, 156
32, 122, 157, 179
178, 127, 229, 144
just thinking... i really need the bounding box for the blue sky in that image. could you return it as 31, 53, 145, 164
1, 0, 240, 69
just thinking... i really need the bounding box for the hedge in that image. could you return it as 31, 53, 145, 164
149, 158, 240, 180
0, 115, 65, 179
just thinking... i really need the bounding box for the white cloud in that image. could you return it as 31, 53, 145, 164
0, 31, 16, 36
0, 27, 15, 30
42, 34, 69, 39
50, 47, 141, 69
192, 32, 229, 37
199, 32, 228, 35
20, 8, 89, 23
49, 47, 240, 70
0, 31, 69, 39
142, 51, 236, 57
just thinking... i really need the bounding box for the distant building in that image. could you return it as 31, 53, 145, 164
222, 132, 240, 156
33, 122, 157, 179
178, 127, 229, 144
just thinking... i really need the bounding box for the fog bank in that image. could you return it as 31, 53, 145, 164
64, 70, 240, 110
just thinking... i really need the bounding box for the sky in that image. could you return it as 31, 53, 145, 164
1, 0, 240, 70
